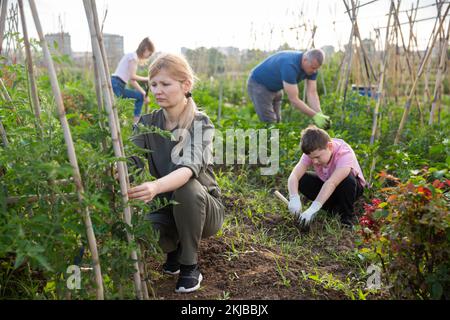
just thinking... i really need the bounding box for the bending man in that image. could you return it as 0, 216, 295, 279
247, 49, 330, 128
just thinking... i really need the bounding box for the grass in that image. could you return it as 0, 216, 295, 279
215, 171, 388, 299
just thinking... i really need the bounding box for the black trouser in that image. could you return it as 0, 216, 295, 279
298, 172, 364, 225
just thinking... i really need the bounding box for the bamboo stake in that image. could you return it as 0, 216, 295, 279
392, 0, 425, 122
334, 52, 346, 94
87, 0, 145, 299
0, 77, 23, 125
89, 0, 125, 156
392, 0, 413, 79
0, 78, 11, 101
92, 54, 104, 127
138, 260, 149, 300
18, 0, 42, 136
368, 2, 394, 184
394, 4, 450, 144
0, 116, 8, 146
390, 23, 399, 103
344, 0, 378, 82
89, 1, 114, 104
370, 2, 394, 145
340, 0, 356, 122
437, 82, 443, 124
0, 0, 7, 55
6, 192, 77, 204
138, 243, 150, 300
83, 0, 143, 300
429, 19, 450, 125
406, 1, 421, 61
420, 1, 445, 106
28, 0, 104, 300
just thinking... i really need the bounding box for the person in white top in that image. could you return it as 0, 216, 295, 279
111, 37, 155, 124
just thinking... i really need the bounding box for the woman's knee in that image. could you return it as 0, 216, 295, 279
173, 179, 206, 208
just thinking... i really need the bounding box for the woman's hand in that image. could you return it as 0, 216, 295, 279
127, 181, 160, 203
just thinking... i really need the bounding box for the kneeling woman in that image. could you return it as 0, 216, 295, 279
127, 53, 224, 293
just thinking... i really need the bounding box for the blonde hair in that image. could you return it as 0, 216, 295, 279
148, 53, 202, 155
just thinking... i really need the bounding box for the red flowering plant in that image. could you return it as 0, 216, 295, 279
357, 168, 450, 299
359, 198, 384, 241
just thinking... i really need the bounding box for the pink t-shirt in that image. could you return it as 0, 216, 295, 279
300, 138, 366, 187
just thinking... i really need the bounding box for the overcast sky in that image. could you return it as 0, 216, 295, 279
15, 0, 445, 54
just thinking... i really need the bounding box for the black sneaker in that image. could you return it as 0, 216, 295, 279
162, 262, 180, 275
162, 249, 180, 275
175, 264, 203, 293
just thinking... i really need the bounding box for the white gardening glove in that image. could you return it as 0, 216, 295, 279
288, 194, 302, 217
299, 201, 322, 226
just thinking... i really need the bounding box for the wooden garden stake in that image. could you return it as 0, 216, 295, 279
394, 4, 450, 144
89, 0, 124, 157
0, 116, 8, 146
368, 1, 394, 184
370, 2, 394, 145
0, 0, 8, 55
28, 0, 104, 300
83, 0, 144, 300
18, 0, 42, 136
429, 18, 450, 125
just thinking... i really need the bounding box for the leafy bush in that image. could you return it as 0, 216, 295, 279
357, 169, 450, 299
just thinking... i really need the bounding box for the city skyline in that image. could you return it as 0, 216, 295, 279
9, 0, 445, 55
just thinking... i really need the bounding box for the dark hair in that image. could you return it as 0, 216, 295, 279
136, 37, 155, 59
300, 125, 331, 154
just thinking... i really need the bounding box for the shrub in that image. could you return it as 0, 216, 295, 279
358, 169, 450, 299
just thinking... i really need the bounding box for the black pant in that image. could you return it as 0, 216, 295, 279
298, 172, 364, 225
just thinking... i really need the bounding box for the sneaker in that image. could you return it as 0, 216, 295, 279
175, 264, 203, 293
162, 249, 180, 275
162, 262, 180, 275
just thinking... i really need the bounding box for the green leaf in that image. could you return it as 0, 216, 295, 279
13, 253, 26, 270
429, 145, 444, 155
373, 209, 388, 220
432, 169, 447, 179
44, 280, 56, 294
431, 282, 443, 299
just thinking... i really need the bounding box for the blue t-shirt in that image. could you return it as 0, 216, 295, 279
250, 51, 318, 92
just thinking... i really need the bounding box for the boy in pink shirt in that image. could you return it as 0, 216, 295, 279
287, 125, 366, 226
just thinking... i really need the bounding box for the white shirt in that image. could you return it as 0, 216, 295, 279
112, 52, 138, 83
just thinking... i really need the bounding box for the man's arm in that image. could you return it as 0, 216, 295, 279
305, 79, 321, 113
283, 81, 317, 117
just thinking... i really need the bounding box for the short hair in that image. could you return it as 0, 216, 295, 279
300, 125, 331, 154
304, 49, 325, 65
136, 37, 155, 59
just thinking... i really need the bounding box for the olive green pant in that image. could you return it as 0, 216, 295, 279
146, 178, 225, 265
